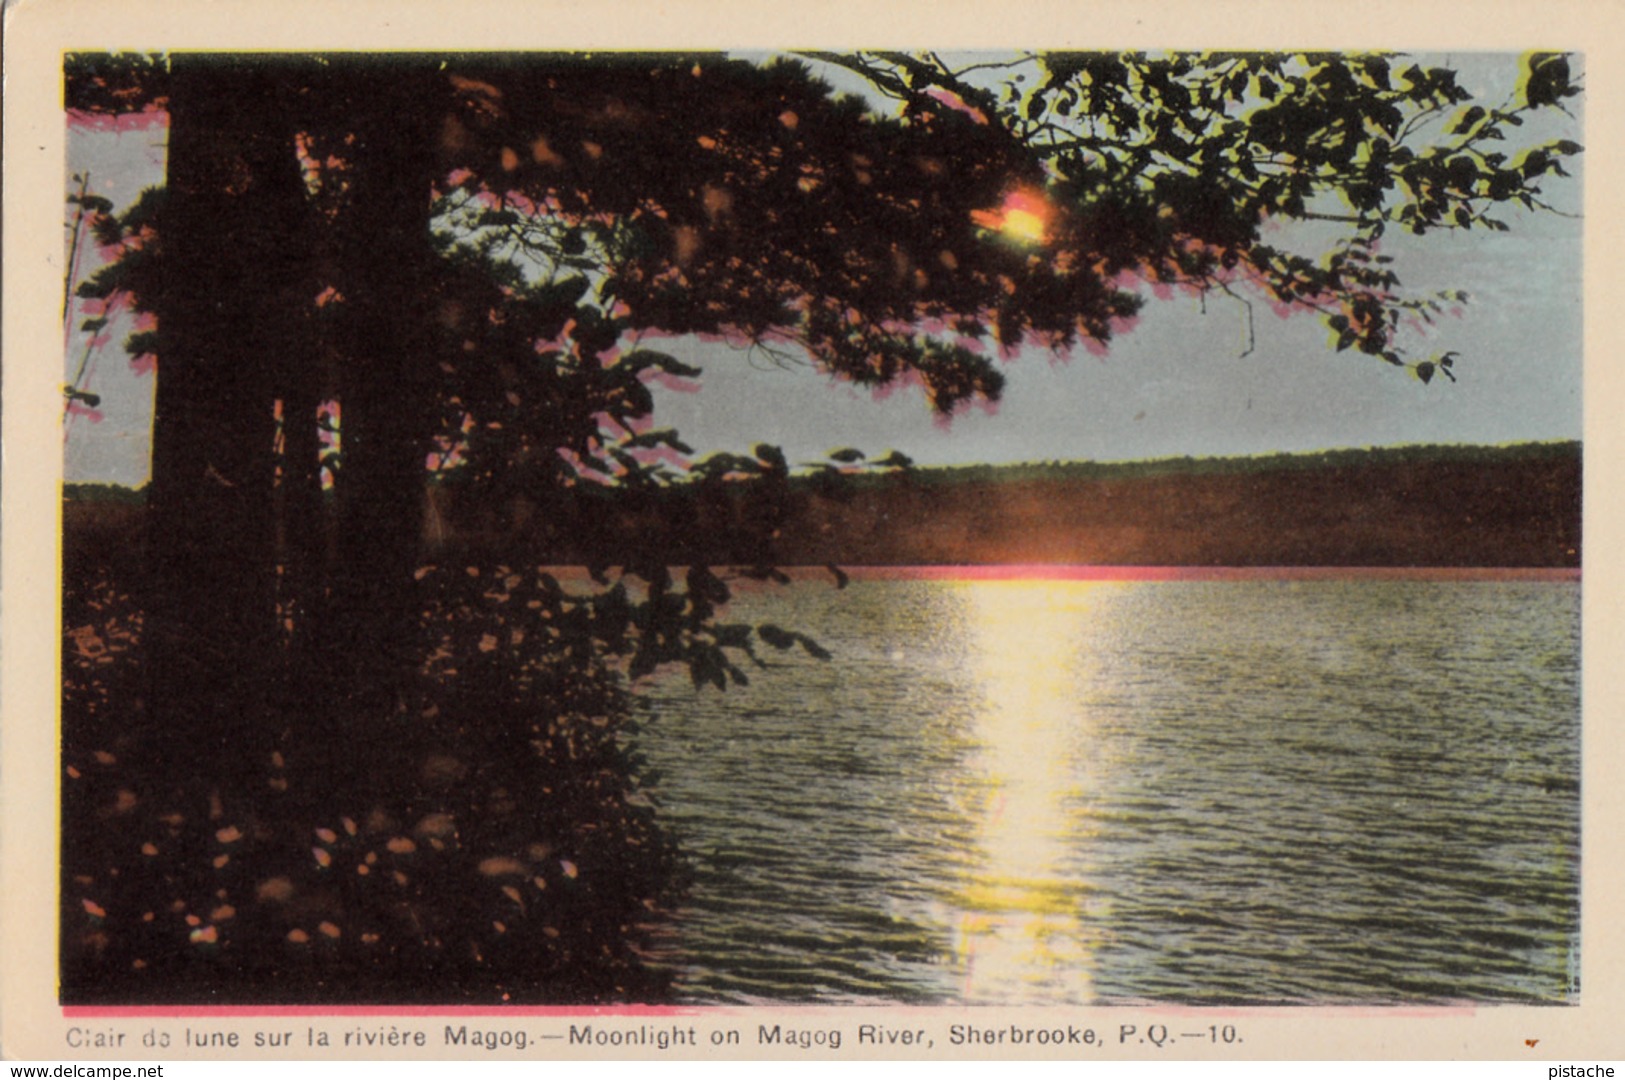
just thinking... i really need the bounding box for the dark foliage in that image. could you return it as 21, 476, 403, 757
62, 552, 684, 1004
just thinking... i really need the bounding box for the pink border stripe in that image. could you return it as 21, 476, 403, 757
536, 564, 1580, 584
63, 1004, 703, 1018
60, 1001, 1478, 1019
826, 565, 1581, 582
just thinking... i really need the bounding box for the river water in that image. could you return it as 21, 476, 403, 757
633, 575, 1581, 1005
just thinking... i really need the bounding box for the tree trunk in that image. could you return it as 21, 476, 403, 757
145, 57, 314, 787
272, 342, 330, 704
313, 68, 446, 756
146, 59, 451, 796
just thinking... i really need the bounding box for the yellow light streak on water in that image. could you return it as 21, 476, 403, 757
949, 579, 1106, 1003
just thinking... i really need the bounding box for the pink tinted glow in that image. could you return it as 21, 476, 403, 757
629, 444, 689, 470
645, 371, 702, 394
77, 294, 126, 320
923, 86, 989, 125
556, 446, 617, 484
620, 411, 655, 435
867, 367, 923, 405
427, 447, 466, 471
1145, 1003, 1476, 1020
1001, 189, 1048, 219
66, 109, 168, 136
504, 192, 541, 218
626, 326, 682, 344
318, 401, 341, 445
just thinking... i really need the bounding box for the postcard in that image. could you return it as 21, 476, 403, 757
3, 0, 1622, 1065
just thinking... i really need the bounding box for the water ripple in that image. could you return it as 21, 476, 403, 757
637, 578, 1580, 1005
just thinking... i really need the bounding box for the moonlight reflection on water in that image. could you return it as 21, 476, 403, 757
636, 575, 1581, 1005
951, 580, 1108, 1004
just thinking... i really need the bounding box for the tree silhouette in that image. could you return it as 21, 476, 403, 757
61, 49, 1581, 1002
814, 51, 1580, 372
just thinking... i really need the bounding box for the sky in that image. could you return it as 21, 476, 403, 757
62, 51, 1584, 486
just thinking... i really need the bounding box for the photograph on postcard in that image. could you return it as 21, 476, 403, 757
50, 44, 1586, 1018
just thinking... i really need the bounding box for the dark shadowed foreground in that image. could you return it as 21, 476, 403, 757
61, 537, 685, 1005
